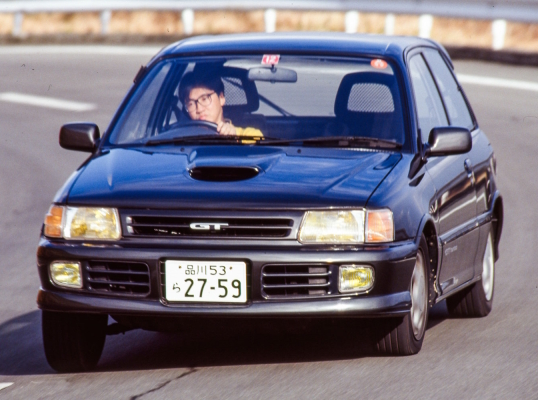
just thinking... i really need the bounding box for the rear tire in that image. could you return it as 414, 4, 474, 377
42, 311, 107, 372
446, 231, 494, 318
374, 235, 430, 355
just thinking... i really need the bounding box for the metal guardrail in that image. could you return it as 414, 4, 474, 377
2, 0, 538, 50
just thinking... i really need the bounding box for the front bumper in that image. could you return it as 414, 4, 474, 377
37, 238, 417, 319
37, 288, 411, 317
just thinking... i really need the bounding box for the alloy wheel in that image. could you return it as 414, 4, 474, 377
410, 250, 427, 340
482, 234, 495, 301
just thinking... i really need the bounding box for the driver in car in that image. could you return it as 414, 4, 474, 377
178, 72, 263, 138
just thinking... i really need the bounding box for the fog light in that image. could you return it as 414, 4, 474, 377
338, 265, 374, 293
50, 262, 82, 288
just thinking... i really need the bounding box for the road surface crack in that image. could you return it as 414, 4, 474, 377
129, 368, 197, 399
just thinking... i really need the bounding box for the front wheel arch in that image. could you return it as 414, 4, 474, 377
373, 234, 432, 355
421, 220, 439, 306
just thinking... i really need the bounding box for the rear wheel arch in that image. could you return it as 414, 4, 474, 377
492, 196, 503, 261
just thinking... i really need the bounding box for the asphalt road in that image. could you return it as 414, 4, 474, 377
0, 46, 537, 399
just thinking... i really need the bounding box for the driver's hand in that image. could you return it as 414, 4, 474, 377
217, 120, 237, 136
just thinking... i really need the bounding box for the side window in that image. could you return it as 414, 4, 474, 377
111, 62, 173, 144
409, 54, 448, 143
423, 49, 474, 130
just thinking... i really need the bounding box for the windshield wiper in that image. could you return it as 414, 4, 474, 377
257, 136, 403, 149
145, 134, 401, 149
144, 134, 276, 146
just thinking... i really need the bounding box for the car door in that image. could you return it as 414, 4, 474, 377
408, 51, 478, 295
423, 49, 493, 283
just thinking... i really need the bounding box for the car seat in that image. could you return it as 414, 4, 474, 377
220, 67, 266, 133
332, 71, 404, 142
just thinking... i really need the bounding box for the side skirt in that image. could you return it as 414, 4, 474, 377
435, 275, 481, 303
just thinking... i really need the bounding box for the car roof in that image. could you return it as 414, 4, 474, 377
154, 32, 445, 64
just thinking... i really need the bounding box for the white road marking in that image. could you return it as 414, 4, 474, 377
0, 92, 96, 112
0, 45, 161, 56
457, 74, 538, 92
0, 383, 13, 391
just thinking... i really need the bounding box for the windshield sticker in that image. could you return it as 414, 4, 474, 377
262, 54, 280, 65
371, 59, 388, 69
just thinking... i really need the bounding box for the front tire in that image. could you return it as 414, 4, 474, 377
42, 311, 107, 373
446, 231, 495, 318
374, 235, 430, 355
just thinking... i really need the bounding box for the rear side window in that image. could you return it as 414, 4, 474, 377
423, 50, 474, 130
409, 54, 448, 143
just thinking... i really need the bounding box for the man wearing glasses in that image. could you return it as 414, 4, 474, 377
178, 71, 263, 137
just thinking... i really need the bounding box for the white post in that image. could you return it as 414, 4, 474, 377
492, 19, 507, 50
345, 11, 359, 34
12, 11, 23, 37
384, 13, 395, 36
182, 9, 194, 36
264, 9, 277, 33
100, 10, 111, 35
418, 14, 433, 38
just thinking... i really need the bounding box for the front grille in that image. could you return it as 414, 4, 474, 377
125, 215, 294, 239
262, 264, 333, 298
87, 261, 150, 296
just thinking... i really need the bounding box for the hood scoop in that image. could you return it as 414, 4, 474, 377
189, 166, 260, 182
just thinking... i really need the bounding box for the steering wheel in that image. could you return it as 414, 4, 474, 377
179, 120, 219, 133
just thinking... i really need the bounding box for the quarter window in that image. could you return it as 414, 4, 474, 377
423, 50, 474, 130
409, 54, 448, 143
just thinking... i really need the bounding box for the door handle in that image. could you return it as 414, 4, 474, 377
464, 159, 472, 172
464, 158, 475, 184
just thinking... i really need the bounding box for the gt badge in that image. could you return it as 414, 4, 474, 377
190, 223, 229, 231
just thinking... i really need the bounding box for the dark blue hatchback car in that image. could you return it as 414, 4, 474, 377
37, 32, 503, 371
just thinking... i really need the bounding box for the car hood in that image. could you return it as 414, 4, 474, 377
66, 146, 401, 209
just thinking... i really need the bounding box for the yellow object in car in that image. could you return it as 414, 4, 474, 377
235, 126, 264, 143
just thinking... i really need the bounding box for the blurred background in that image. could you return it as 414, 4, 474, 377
0, 0, 537, 53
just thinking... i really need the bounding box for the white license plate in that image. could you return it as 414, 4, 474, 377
164, 260, 247, 303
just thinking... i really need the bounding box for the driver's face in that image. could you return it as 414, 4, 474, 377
186, 87, 226, 124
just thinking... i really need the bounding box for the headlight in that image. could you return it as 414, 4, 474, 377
298, 209, 393, 244
299, 210, 365, 244
43, 205, 121, 240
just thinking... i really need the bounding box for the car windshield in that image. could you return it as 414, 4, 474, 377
107, 55, 407, 149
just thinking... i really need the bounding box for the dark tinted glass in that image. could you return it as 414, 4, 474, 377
423, 49, 474, 130
409, 54, 448, 143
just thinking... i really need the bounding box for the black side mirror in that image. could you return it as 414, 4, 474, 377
59, 123, 100, 152
426, 126, 471, 157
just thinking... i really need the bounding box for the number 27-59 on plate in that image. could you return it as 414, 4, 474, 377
164, 260, 247, 303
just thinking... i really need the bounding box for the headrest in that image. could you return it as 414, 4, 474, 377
334, 72, 398, 117
220, 67, 260, 114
